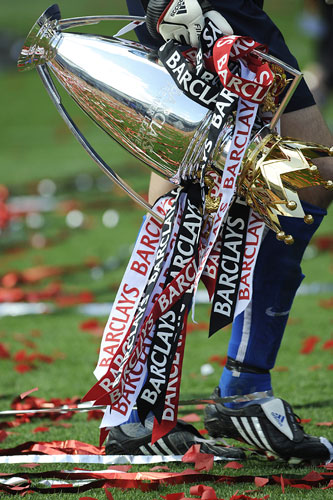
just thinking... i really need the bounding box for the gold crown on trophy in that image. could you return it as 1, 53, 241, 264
236, 132, 333, 244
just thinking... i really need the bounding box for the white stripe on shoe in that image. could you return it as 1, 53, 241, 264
251, 416, 275, 453
155, 440, 174, 455
240, 416, 265, 450
231, 416, 257, 447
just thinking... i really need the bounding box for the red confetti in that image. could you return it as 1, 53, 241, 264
14, 350, 29, 362
187, 322, 209, 334
20, 387, 39, 400
161, 494, 185, 500
87, 410, 104, 421
314, 235, 333, 251
316, 421, 333, 427
19, 464, 40, 469
0, 343, 10, 359
80, 319, 100, 331
289, 483, 312, 489
321, 462, 333, 470
319, 298, 333, 309
104, 488, 115, 500
0, 430, 9, 443
208, 355, 227, 366
56, 290, 94, 307
181, 413, 201, 423
37, 354, 54, 363
0, 287, 25, 302
322, 340, 333, 350
149, 466, 170, 472
254, 477, 269, 487
300, 418, 312, 424
182, 444, 201, 463
33, 426, 50, 433
328, 364, 333, 370
224, 461, 244, 470
300, 336, 320, 354
51, 483, 73, 488
194, 453, 214, 472
199, 429, 209, 435
107, 465, 132, 472
15, 363, 34, 373
302, 471, 324, 481
322, 480, 333, 490
190, 484, 217, 499
280, 474, 285, 493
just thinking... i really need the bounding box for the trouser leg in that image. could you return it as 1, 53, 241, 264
219, 201, 326, 406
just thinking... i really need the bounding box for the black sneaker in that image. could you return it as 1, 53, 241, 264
204, 387, 333, 464
105, 417, 245, 459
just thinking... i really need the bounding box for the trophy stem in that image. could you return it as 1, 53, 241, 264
37, 65, 163, 222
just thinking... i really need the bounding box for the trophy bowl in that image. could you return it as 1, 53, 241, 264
18, 4, 332, 236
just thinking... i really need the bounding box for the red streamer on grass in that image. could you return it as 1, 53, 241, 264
224, 461, 244, 470
300, 336, 321, 354
300, 418, 312, 424
322, 340, 333, 351
20, 387, 39, 400
0, 469, 332, 496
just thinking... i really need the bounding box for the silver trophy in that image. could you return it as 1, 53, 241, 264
18, 4, 332, 236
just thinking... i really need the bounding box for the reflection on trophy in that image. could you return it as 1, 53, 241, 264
18, 4, 332, 239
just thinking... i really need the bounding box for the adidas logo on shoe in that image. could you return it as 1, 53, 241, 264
170, 0, 187, 17
271, 411, 286, 427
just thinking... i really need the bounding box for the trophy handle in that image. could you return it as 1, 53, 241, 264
252, 49, 303, 131
58, 14, 146, 31
37, 64, 163, 222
